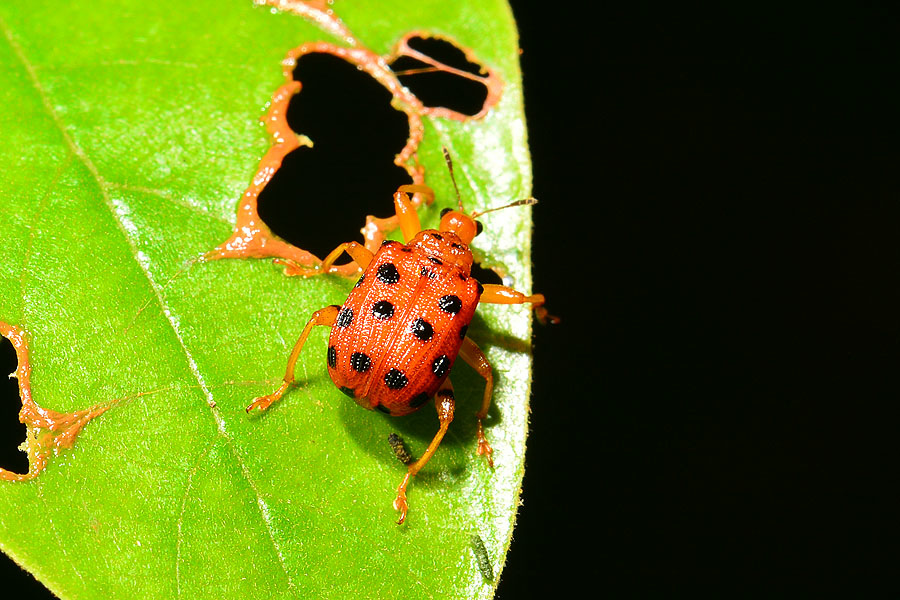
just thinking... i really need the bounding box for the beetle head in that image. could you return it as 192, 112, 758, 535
438, 148, 536, 244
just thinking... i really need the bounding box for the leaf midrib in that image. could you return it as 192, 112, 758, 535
0, 15, 297, 595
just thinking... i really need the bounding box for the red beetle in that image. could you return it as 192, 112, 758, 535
248, 152, 550, 524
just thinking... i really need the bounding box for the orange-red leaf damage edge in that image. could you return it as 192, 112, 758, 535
0, 321, 114, 482
206, 0, 503, 276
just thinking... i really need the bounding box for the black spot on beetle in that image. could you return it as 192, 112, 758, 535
339, 386, 356, 398
451, 242, 464, 250
372, 300, 395, 320
327, 346, 337, 368
420, 266, 436, 279
429, 256, 443, 266
440, 207, 452, 217
336, 307, 354, 327
377, 262, 400, 284
459, 324, 469, 339
384, 368, 409, 390
410, 392, 430, 408
411, 318, 434, 341
350, 351, 371, 373
400, 247, 412, 253
375, 404, 392, 414
439, 294, 462, 314
430, 233, 443, 240
432, 354, 451, 378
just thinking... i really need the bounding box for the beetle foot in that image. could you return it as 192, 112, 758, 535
393, 489, 409, 525
535, 306, 560, 325
476, 421, 494, 468
273, 258, 319, 278
246, 380, 292, 413
246, 394, 275, 413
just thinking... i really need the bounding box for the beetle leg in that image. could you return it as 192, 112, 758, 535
274, 241, 374, 277
393, 379, 455, 525
360, 185, 433, 250
478, 284, 559, 324
458, 338, 495, 467
246, 305, 340, 412
394, 185, 433, 243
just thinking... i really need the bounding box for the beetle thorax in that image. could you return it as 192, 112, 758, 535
407, 230, 474, 275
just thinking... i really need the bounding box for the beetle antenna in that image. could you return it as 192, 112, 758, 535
471, 197, 537, 218
442, 147, 464, 211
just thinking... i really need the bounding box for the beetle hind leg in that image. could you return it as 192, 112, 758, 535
393, 379, 455, 525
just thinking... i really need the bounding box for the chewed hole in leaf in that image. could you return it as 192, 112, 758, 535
0, 337, 27, 475
209, 34, 503, 276
0, 321, 117, 482
407, 36, 485, 76
389, 36, 490, 116
256, 52, 412, 257
469, 261, 504, 286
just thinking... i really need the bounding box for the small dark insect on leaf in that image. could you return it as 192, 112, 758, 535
469, 533, 494, 582
387, 433, 414, 465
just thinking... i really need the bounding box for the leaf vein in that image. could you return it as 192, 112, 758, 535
18, 155, 75, 326
38, 480, 88, 593
104, 180, 233, 225
2, 18, 296, 593
175, 441, 215, 598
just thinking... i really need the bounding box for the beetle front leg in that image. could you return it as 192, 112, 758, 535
394, 184, 433, 243
479, 284, 559, 324
393, 379, 455, 525
246, 305, 339, 412
360, 185, 434, 250
274, 242, 374, 278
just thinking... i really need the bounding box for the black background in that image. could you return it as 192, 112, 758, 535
500, 2, 898, 596
3, 2, 898, 597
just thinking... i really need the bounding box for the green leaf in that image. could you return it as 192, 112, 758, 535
0, 1, 534, 598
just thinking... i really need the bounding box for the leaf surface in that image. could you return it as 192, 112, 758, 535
0, 1, 534, 597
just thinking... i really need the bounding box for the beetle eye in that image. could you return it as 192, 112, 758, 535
475, 221, 484, 236
440, 207, 452, 217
